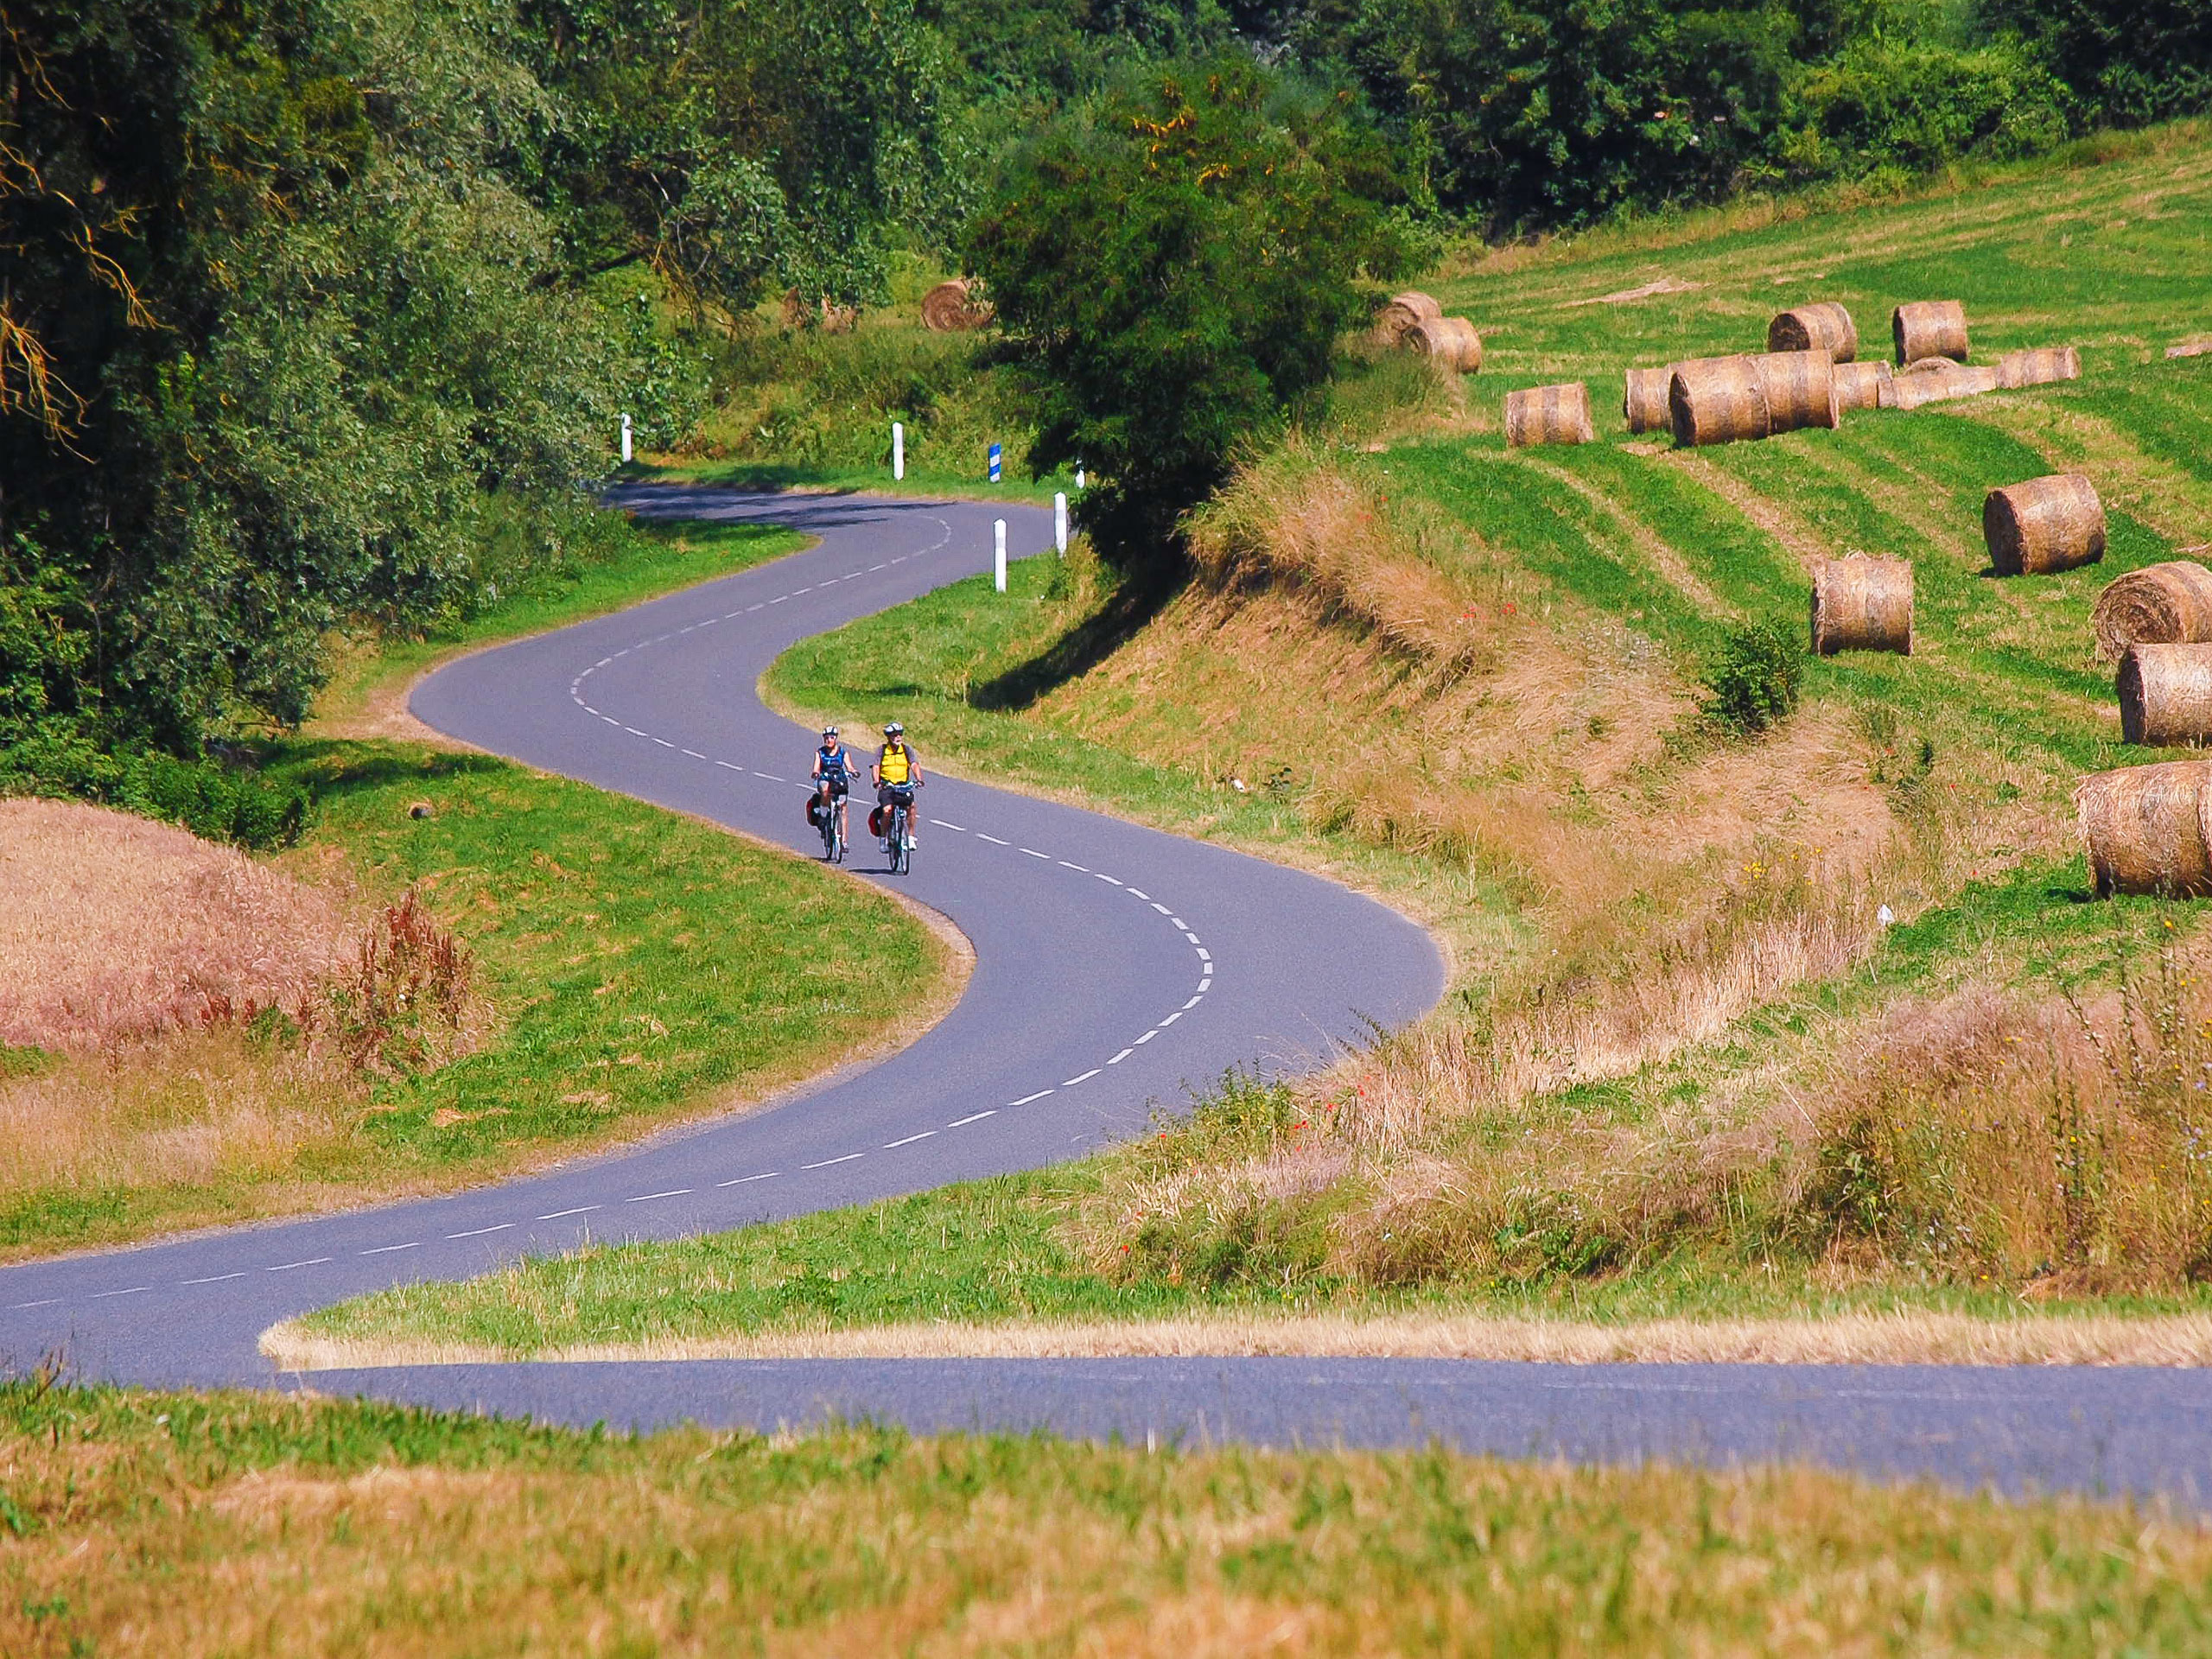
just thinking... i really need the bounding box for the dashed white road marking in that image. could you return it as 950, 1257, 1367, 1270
555, 514, 1220, 1173
949, 1109, 997, 1127
93, 1285, 150, 1297
447, 1224, 515, 1239
181, 1272, 245, 1285
359, 1243, 421, 1256
10, 1299, 60, 1310
625, 1190, 692, 1204
265, 1259, 330, 1273
537, 1205, 601, 1220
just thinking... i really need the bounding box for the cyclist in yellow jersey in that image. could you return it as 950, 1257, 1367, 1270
872, 721, 923, 848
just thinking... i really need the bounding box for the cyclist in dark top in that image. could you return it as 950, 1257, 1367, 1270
810, 726, 857, 849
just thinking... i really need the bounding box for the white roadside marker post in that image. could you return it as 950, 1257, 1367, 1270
1075, 461, 1085, 489
892, 420, 904, 481
1054, 491, 1068, 555
995, 518, 1007, 593
620, 412, 633, 464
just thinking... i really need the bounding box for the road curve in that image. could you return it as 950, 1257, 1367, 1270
0, 491, 1440, 1389
7, 489, 2212, 1512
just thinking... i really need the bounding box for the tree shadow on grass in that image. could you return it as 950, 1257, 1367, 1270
967, 562, 1188, 712
269, 740, 508, 802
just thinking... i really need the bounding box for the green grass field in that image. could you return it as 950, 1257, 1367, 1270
7, 1376, 2212, 1656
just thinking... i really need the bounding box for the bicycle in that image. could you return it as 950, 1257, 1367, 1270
813, 777, 846, 863
880, 782, 916, 874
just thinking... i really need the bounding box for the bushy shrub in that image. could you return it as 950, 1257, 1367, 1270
0, 736, 308, 849
1777, 36, 2070, 184
1699, 621, 1802, 736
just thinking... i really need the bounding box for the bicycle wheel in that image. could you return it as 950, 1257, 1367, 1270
820, 807, 836, 861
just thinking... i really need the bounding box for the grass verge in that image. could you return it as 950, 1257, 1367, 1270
5, 1377, 2212, 1656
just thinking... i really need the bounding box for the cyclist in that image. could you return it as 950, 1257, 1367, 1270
810, 726, 857, 852
871, 721, 923, 850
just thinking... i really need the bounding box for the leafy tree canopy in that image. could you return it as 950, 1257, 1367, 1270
964, 55, 1415, 561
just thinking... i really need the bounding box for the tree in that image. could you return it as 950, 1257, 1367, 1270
0, 0, 619, 749
963, 55, 1414, 563
1976, 0, 2212, 127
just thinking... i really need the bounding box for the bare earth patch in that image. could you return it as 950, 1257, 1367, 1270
261, 1308, 2212, 1371
0, 798, 354, 1050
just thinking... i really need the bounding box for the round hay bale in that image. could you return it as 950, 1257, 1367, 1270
2120, 645, 2212, 747
2075, 759, 2212, 896
1893, 300, 1968, 365
1624, 365, 1673, 435
1768, 302, 1858, 361
1402, 315, 1483, 374
1994, 346, 2082, 389
1751, 348, 1840, 433
1375, 290, 1444, 346
1669, 355, 1771, 448
1835, 359, 1893, 411
2092, 561, 2212, 663
1890, 360, 2000, 410
1985, 474, 2106, 576
1809, 556, 1912, 655
1505, 382, 1596, 448
920, 278, 992, 332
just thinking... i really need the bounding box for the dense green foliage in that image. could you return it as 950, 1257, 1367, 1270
965, 56, 1414, 556
0, 1, 621, 767
1285, 0, 2082, 228
1981, 0, 2212, 127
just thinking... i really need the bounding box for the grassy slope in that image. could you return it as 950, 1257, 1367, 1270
6, 1379, 2212, 1656
0, 516, 948, 1255
298, 124, 2212, 1355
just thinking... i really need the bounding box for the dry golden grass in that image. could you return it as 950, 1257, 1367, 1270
0, 800, 497, 1255
0, 1028, 360, 1211
1020, 430, 2152, 1298
10, 1384, 2212, 1657
0, 798, 354, 1050
262, 1306, 2212, 1371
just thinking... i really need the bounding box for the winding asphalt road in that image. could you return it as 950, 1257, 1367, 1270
6, 488, 2212, 1510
